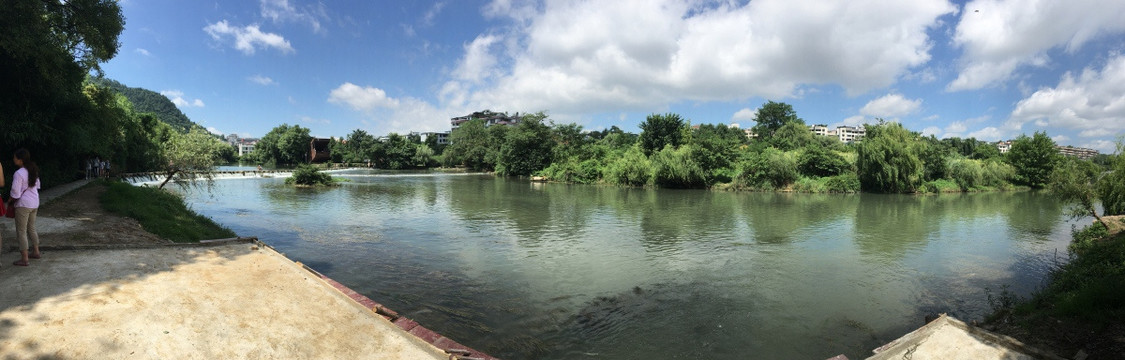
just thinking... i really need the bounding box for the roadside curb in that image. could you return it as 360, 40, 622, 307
253, 239, 499, 360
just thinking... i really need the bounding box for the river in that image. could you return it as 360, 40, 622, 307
174, 170, 1079, 359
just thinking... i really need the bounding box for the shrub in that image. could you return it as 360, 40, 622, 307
652, 145, 707, 188
286, 165, 335, 186
981, 159, 1016, 187
604, 146, 652, 186
947, 157, 983, 190
736, 147, 798, 189
824, 174, 861, 193
792, 177, 826, 193
540, 158, 602, 184
798, 145, 851, 177
919, 179, 960, 193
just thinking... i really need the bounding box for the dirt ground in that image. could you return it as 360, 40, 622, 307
0, 243, 448, 359
0, 183, 168, 249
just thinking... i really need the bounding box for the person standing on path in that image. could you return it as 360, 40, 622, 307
9, 148, 42, 267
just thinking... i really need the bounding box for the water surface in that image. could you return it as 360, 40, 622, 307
176, 171, 1077, 359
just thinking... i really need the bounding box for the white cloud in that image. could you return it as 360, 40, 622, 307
967, 126, 1005, 141
949, 0, 1125, 91
945, 121, 967, 134
260, 0, 327, 33
452, 35, 501, 83
840, 115, 868, 127
248, 75, 277, 86
921, 126, 942, 137
1008, 54, 1125, 139
206, 127, 223, 135
328, 83, 400, 111
204, 20, 294, 55
859, 93, 923, 118
422, 2, 446, 26
135, 48, 151, 57
1081, 139, 1118, 154
1052, 134, 1071, 143
731, 108, 756, 121
452, 0, 954, 116
160, 90, 205, 108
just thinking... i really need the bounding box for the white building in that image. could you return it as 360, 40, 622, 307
835, 125, 865, 143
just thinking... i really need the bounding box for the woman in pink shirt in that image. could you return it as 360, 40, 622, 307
9, 148, 41, 266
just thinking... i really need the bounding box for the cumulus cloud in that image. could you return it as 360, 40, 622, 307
328, 83, 400, 111
248, 75, 277, 86
731, 108, 756, 121
204, 20, 294, 55
422, 2, 446, 26
135, 48, 151, 57
448, 0, 954, 116
260, 0, 327, 33
949, 0, 1125, 91
1008, 54, 1125, 138
921, 126, 942, 137
206, 127, 223, 135
859, 93, 923, 118
1081, 139, 1119, 154
967, 126, 1004, 141
160, 90, 205, 108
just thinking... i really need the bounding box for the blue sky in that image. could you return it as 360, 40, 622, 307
102, 0, 1125, 153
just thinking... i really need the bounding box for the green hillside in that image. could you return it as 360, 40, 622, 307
88, 77, 199, 133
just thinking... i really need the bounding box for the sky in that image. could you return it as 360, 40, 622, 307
102, 0, 1125, 153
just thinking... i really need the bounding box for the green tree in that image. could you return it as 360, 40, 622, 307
651, 144, 707, 188
770, 121, 815, 151
379, 133, 416, 169
798, 145, 851, 178
736, 147, 799, 189
444, 119, 491, 170
1006, 131, 1060, 188
751, 101, 803, 140
1049, 158, 1109, 231
1097, 141, 1125, 216
856, 122, 925, 193
497, 115, 554, 176
604, 146, 652, 186
1, 0, 125, 185
255, 124, 312, 165
638, 113, 687, 155
157, 129, 226, 188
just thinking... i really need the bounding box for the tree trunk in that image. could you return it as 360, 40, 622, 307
1090, 205, 1111, 232
158, 170, 179, 189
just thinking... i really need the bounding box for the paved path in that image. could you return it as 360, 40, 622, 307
0, 242, 450, 359
39, 178, 95, 205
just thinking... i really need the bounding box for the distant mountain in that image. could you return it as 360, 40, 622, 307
88, 77, 199, 133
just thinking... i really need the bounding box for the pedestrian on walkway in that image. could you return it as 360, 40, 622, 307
9, 148, 42, 267
0, 159, 5, 255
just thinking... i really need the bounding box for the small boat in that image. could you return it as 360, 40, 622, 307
529, 176, 548, 182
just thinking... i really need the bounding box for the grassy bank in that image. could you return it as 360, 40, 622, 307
985, 220, 1125, 358
99, 181, 236, 243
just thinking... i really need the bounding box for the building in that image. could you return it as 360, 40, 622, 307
995, 140, 1012, 154
450, 110, 522, 130
416, 131, 451, 145
237, 139, 258, 157
1056, 145, 1098, 160
835, 125, 865, 143
810, 124, 834, 137
309, 138, 331, 163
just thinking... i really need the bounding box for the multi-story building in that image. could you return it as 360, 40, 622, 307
237, 139, 258, 157
450, 110, 522, 130
413, 131, 451, 145
995, 140, 1012, 154
1057, 145, 1099, 160
834, 125, 865, 143
809, 124, 834, 137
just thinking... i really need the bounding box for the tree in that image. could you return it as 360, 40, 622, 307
798, 145, 851, 178
1, 0, 125, 185
1006, 131, 1059, 188
1097, 140, 1125, 216
1049, 158, 1110, 231
444, 119, 492, 170
158, 129, 225, 188
255, 124, 312, 165
856, 122, 925, 193
770, 121, 815, 151
751, 101, 803, 140
497, 115, 554, 176
638, 113, 687, 155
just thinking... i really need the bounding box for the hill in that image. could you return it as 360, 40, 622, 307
88, 77, 199, 133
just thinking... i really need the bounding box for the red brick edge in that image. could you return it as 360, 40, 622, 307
295, 261, 499, 360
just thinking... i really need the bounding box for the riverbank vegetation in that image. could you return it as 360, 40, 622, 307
100, 181, 236, 242
307, 100, 1092, 194
984, 144, 1125, 357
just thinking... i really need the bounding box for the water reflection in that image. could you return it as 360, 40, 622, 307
175, 172, 1074, 360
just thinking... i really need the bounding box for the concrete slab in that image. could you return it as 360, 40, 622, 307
0, 242, 448, 360
867, 314, 1065, 360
